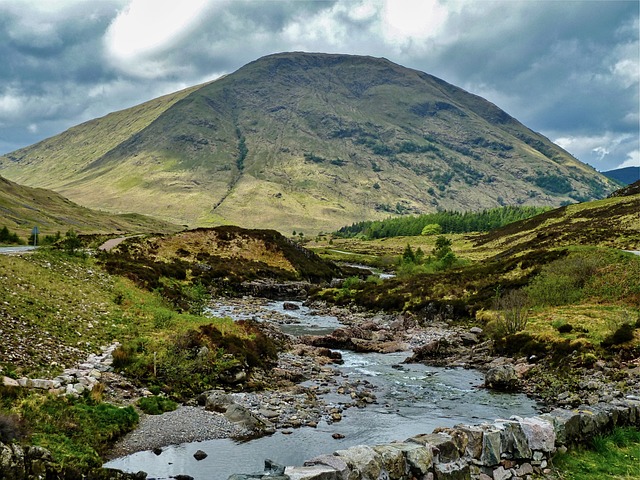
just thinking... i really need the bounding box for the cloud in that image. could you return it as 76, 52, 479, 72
104, 0, 215, 78
0, 0, 637, 175
617, 150, 640, 169
554, 132, 637, 171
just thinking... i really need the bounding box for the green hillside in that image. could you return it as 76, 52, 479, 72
0, 52, 618, 233
0, 175, 179, 239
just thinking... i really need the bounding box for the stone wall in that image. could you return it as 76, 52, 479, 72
232, 398, 640, 480
1, 343, 118, 396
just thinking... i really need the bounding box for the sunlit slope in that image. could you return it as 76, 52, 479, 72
473, 181, 640, 257
0, 53, 618, 232
0, 175, 179, 237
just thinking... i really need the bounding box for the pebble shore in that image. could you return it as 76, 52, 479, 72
106, 406, 247, 459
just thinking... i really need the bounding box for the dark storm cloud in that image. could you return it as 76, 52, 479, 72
0, 0, 637, 170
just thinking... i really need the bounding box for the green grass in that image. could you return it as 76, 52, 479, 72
2, 389, 138, 471
137, 395, 178, 415
552, 427, 640, 480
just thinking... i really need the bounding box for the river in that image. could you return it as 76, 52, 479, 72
105, 300, 539, 479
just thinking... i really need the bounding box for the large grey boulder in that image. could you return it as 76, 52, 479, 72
408, 432, 460, 463
224, 404, 273, 433
372, 444, 409, 479
484, 365, 519, 391
479, 427, 502, 466
203, 390, 235, 413
285, 465, 339, 480
433, 459, 470, 480
519, 417, 555, 453
335, 445, 382, 480
305, 454, 350, 480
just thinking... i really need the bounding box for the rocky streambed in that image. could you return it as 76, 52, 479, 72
104, 298, 543, 479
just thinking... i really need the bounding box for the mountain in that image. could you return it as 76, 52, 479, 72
602, 166, 640, 185
0, 52, 618, 233
0, 175, 179, 238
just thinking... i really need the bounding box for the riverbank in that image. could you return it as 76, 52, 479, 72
106, 295, 640, 464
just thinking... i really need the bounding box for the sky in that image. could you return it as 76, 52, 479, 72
0, 0, 638, 172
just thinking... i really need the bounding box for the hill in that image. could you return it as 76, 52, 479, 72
472, 180, 640, 257
0, 52, 618, 233
602, 166, 640, 185
0, 175, 179, 239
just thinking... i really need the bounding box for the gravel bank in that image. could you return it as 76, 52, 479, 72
106, 406, 248, 459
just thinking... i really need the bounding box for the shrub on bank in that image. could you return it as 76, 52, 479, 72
137, 396, 178, 415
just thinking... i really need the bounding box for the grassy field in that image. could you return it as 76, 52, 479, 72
0, 246, 276, 469
551, 427, 640, 480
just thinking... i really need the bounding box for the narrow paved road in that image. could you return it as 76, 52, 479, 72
0, 246, 37, 255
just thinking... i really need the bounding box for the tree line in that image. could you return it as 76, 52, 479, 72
334, 205, 550, 239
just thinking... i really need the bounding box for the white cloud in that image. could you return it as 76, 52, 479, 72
554, 132, 636, 171
0, 93, 22, 116
380, 0, 450, 50
617, 150, 640, 169
104, 0, 217, 78
27, 123, 38, 134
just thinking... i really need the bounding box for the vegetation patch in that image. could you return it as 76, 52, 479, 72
1, 389, 138, 471
136, 395, 178, 415
552, 427, 640, 480
335, 206, 551, 239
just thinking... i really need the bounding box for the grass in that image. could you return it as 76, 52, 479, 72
0, 244, 285, 469
1, 387, 138, 471
552, 427, 640, 480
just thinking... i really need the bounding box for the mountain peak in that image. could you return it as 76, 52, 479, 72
0, 53, 618, 233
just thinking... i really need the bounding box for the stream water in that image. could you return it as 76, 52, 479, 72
105, 301, 539, 479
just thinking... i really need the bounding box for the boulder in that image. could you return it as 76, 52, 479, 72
455, 425, 484, 459
519, 417, 555, 452
497, 421, 532, 459
204, 390, 235, 413
485, 365, 519, 391
540, 409, 582, 445
408, 432, 459, 462
433, 459, 470, 480
193, 450, 208, 461
285, 465, 338, 480
1, 377, 19, 388
372, 444, 409, 479
305, 454, 350, 480
480, 427, 502, 466
283, 302, 301, 310
335, 445, 382, 480
224, 404, 273, 433
388, 443, 433, 476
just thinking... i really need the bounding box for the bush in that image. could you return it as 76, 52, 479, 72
421, 223, 442, 236
137, 396, 178, 415
492, 289, 530, 336
526, 252, 608, 307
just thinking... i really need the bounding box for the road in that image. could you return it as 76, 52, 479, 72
0, 245, 37, 255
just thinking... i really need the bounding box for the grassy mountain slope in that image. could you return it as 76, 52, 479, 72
0, 175, 179, 238
472, 180, 640, 257
0, 52, 618, 232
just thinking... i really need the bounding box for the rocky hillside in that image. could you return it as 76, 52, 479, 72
100, 226, 343, 295
0, 52, 618, 233
0, 175, 179, 239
